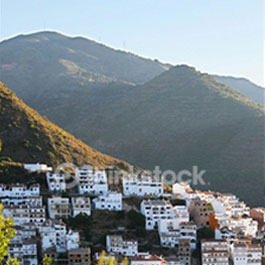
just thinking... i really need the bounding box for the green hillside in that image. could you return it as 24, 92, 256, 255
0, 82, 129, 169
0, 32, 263, 206
24, 65, 263, 206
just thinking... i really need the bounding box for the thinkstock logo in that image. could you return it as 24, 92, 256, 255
158, 166, 207, 186
54, 163, 208, 190
54, 162, 79, 190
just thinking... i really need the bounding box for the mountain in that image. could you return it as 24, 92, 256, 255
0, 31, 169, 106
0, 82, 129, 169
214, 75, 264, 105
19, 65, 264, 206
0, 32, 264, 206
77, 66, 263, 206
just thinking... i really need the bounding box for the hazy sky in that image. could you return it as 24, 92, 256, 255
0, 0, 264, 86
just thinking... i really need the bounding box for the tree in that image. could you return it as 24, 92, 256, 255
0, 138, 2, 153
97, 251, 127, 265
120, 257, 128, 265
97, 251, 105, 265
197, 227, 214, 241
6, 258, 20, 265
127, 209, 145, 229
42, 255, 52, 265
0, 204, 16, 263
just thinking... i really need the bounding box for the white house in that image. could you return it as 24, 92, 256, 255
24, 163, 52, 172
172, 205, 189, 224
123, 175, 163, 197
72, 197, 91, 217
14, 223, 37, 241
48, 196, 71, 219
172, 182, 192, 199
214, 213, 258, 240
8, 239, 38, 265
231, 242, 262, 265
158, 219, 196, 249
106, 235, 138, 256
28, 206, 46, 227
0, 183, 40, 198
3, 204, 45, 227
3, 205, 29, 225
39, 220, 61, 252
201, 239, 229, 265
93, 192, 122, 211
66, 230, 80, 250
179, 222, 197, 249
140, 199, 174, 230
8, 223, 38, 265
39, 219, 79, 253
0, 195, 43, 207
159, 219, 180, 248
157, 204, 191, 248
78, 165, 108, 195
210, 193, 250, 218
46, 172, 66, 193
22, 240, 38, 265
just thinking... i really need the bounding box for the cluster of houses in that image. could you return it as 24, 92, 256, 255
0, 163, 264, 265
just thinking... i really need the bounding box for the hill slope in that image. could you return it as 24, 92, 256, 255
0, 31, 169, 106
0, 32, 263, 206
0, 82, 129, 169
214, 75, 264, 105
21, 65, 264, 206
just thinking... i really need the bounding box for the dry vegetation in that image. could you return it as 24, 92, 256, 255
0, 82, 129, 169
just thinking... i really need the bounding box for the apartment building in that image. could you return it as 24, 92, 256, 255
106, 235, 138, 256
231, 242, 262, 265
0, 195, 43, 207
72, 197, 91, 217
123, 175, 163, 197
215, 213, 258, 240
0, 183, 40, 198
39, 219, 79, 253
3, 204, 46, 227
201, 239, 229, 265
48, 196, 71, 219
8, 239, 38, 265
68, 247, 91, 265
158, 219, 196, 249
189, 198, 214, 228
93, 192, 122, 211
78, 165, 108, 195
178, 239, 191, 265
250, 208, 265, 227
140, 199, 174, 230
46, 172, 66, 193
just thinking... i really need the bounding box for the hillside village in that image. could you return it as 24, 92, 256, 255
1, 163, 264, 265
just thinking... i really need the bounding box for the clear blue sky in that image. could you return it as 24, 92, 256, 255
0, 0, 264, 86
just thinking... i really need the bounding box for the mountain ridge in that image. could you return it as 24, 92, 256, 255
60, 65, 263, 206
0, 81, 129, 170
213, 75, 264, 105
0, 32, 264, 206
